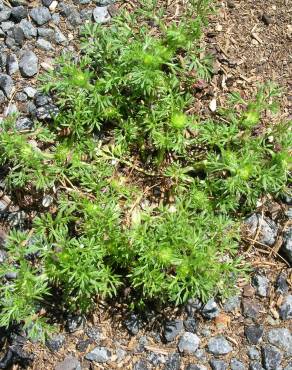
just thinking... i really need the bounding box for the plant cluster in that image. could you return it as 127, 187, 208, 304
0, 0, 290, 340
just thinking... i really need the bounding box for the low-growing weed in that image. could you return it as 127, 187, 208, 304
0, 0, 290, 340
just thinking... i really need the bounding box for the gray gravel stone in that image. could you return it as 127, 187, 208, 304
15, 117, 33, 130
85, 347, 111, 363
252, 275, 269, 297
164, 353, 181, 370
26, 101, 37, 115
249, 362, 264, 370
96, 0, 115, 4
209, 359, 227, 370
0, 73, 14, 97
34, 93, 51, 106
19, 19, 37, 38
11, 6, 27, 22
5, 271, 18, 279
55, 356, 81, 370
124, 313, 143, 335
12, 26, 25, 46
261, 345, 282, 370
208, 336, 233, 355
116, 348, 127, 361
0, 90, 5, 103
284, 363, 292, 370
36, 38, 53, 51
281, 227, 292, 264
80, 8, 93, 21
1, 21, 14, 32
0, 51, 7, 71
59, 3, 82, 26
231, 359, 245, 370
42, 0, 53, 6
23, 86, 37, 98
245, 214, 278, 246
186, 298, 202, 317
37, 27, 54, 40
30, 7, 51, 26
267, 328, 292, 356
223, 295, 241, 312
85, 326, 100, 342
4, 103, 18, 116
147, 352, 165, 366
54, 28, 67, 44
0, 249, 7, 263
245, 325, 264, 345
0, 9, 11, 22
201, 298, 220, 319
19, 51, 38, 77
46, 334, 65, 352
275, 273, 289, 294
242, 300, 262, 319
93, 6, 111, 23
178, 332, 200, 354
247, 346, 261, 360
194, 348, 206, 360
52, 13, 60, 24
279, 295, 292, 320
186, 365, 207, 370
6, 54, 18, 75
183, 318, 198, 333
15, 91, 27, 101
66, 315, 84, 333
134, 359, 149, 370
164, 320, 184, 342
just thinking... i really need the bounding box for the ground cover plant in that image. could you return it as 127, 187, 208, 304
0, 0, 291, 341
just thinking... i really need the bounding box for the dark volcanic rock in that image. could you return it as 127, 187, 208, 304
245, 325, 264, 345
280, 227, 292, 264
201, 298, 220, 319
0, 73, 14, 97
164, 320, 184, 342
46, 334, 65, 352
279, 295, 292, 320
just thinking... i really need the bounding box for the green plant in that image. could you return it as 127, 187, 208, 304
41, 3, 212, 162
0, 0, 290, 341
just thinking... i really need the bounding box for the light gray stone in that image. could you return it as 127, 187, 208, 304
208, 336, 232, 355
201, 298, 220, 319
19, 19, 37, 39
30, 7, 51, 26
23, 86, 37, 98
245, 214, 277, 246
85, 347, 111, 363
19, 51, 38, 77
178, 332, 200, 354
93, 6, 110, 23
261, 345, 282, 370
36, 38, 54, 51
267, 328, 292, 356
252, 275, 269, 297
279, 295, 292, 320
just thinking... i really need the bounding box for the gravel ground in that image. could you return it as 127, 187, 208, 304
0, 0, 291, 369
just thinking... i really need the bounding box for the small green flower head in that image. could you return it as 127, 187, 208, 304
171, 112, 188, 129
